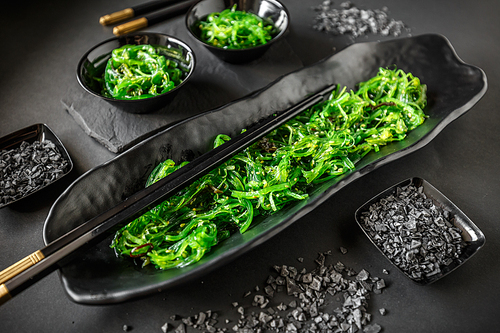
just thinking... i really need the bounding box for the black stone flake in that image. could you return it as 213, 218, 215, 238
363, 323, 381, 333
195, 312, 206, 326
286, 276, 301, 296
182, 317, 194, 326
265, 285, 276, 297
162, 322, 172, 333
174, 323, 186, 333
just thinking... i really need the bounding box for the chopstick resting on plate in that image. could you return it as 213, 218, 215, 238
100, 0, 184, 26
0, 84, 337, 306
111, 0, 199, 36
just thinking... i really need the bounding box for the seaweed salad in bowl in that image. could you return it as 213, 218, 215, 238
186, 0, 290, 63
77, 32, 196, 114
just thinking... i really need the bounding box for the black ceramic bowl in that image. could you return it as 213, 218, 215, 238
355, 177, 485, 285
0, 124, 73, 209
186, 0, 290, 64
77, 33, 196, 114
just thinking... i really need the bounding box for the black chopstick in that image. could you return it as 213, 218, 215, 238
100, 0, 185, 26
112, 0, 198, 36
0, 84, 336, 306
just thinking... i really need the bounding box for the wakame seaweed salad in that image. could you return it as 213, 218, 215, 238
111, 67, 428, 270
195, 5, 277, 49
100, 44, 187, 100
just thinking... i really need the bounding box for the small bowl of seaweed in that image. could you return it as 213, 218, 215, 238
186, 0, 290, 64
77, 33, 196, 114
355, 177, 485, 285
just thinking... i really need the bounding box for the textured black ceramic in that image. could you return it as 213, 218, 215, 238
185, 0, 290, 63
76, 33, 196, 114
43, 34, 487, 304
0, 124, 73, 209
355, 177, 486, 286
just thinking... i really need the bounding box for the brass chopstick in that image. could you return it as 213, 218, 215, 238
99, 0, 185, 26
112, 0, 198, 36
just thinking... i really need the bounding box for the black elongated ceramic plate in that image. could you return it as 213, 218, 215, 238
43, 34, 487, 304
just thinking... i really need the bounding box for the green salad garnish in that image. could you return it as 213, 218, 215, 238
196, 5, 277, 49
100, 44, 186, 100
111, 67, 427, 270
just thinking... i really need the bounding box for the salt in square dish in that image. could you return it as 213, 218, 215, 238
355, 177, 485, 285
0, 124, 73, 209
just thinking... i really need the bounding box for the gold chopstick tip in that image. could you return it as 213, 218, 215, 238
100, 8, 135, 26
113, 17, 148, 36
0, 284, 12, 306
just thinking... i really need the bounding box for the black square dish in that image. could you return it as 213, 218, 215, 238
355, 177, 485, 285
0, 124, 73, 208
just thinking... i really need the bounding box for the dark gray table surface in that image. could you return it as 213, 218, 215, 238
1, 0, 499, 332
